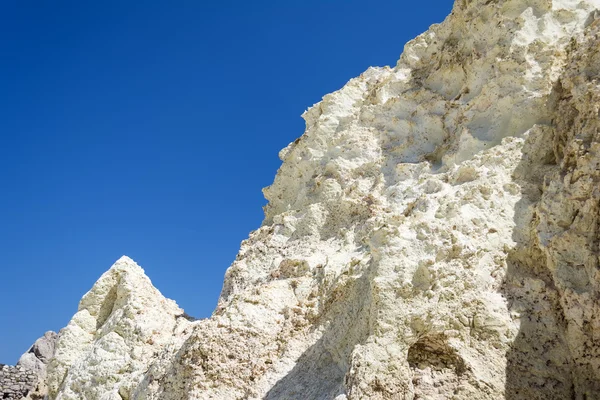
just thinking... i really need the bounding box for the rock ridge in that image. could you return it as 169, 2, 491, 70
20, 0, 600, 399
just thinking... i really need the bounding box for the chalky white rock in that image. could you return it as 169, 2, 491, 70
43, 0, 600, 399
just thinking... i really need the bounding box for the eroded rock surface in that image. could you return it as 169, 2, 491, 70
46, 256, 193, 400
504, 18, 600, 399
14, 331, 59, 399
41, 0, 600, 399
18, 331, 58, 374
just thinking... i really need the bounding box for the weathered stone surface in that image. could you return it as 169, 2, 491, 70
14, 331, 58, 399
39, 0, 600, 399
32, 331, 57, 362
504, 19, 600, 399
0, 365, 37, 400
45, 256, 193, 400
18, 331, 58, 374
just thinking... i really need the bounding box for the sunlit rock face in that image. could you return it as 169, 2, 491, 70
45, 257, 193, 400
45, 1, 600, 399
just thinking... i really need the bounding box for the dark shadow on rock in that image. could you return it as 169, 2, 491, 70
502, 72, 588, 399
264, 342, 346, 400
96, 284, 118, 329
501, 99, 571, 399
264, 262, 374, 400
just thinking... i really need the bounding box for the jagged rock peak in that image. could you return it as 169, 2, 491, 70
45, 257, 195, 400
41, 1, 600, 399
109, 255, 142, 271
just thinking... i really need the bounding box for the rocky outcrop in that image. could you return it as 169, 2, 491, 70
504, 18, 600, 399
15, 331, 58, 399
40, 0, 600, 399
45, 256, 194, 400
18, 331, 58, 375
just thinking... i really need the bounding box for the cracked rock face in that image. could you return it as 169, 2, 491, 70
43, 0, 600, 399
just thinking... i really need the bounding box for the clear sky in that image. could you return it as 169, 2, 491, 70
0, 0, 453, 364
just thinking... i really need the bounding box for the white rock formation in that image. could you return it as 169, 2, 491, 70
46, 256, 193, 400
44, 0, 600, 399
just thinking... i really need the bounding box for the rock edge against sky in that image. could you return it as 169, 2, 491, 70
4, 0, 600, 399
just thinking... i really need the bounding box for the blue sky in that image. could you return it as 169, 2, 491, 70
0, 1, 453, 363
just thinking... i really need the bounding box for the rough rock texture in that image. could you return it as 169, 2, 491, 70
0, 364, 37, 399
505, 17, 600, 399
16, 331, 58, 399
46, 256, 193, 400
43, 0, 600, 399
18, 331, 58, 375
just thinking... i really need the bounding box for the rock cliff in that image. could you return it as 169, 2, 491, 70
23, 0, 600, 399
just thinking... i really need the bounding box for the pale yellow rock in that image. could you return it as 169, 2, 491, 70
46, 256, 193, 400
45, 1, 600, 399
